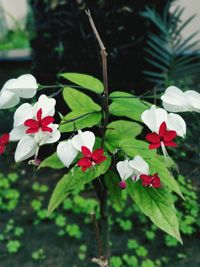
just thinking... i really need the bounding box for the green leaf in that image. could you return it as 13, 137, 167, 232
60, 73, 104, 94
127, 181, 182, 243
105, 120, 142, 153
119, 139, 183, 198
60, 110, 102, 132
48, 155, 111, 215
109, 91, 150, 122
104, 171, 122, 209
63, 87, 101, 111
39, 153, 65, 169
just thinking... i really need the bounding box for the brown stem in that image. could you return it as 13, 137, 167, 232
86, 9, 110, 266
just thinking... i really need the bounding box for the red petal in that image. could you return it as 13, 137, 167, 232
26, 128, 39, 134
146, 133, 160, 143
82, 166, 90, 172
163, 130, 177, 142
151, 177, 161, 188
37, 108, 42, 121
159, 122, 167, 137
0, 133, 9, 145
41, 126, 53, 133
140, 174, 151, 186
81, 146, 92, 157
149, 143, 161, 149
0, 145, 5, 155
164, 141, 177, 147
78, 157, 92, 167
95, 156, 107, 164
24, 119, 39, 129
92, 148, 104, 161
41, 116, 54, 127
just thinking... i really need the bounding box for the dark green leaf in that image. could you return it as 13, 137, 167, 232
39, 152, 65, 169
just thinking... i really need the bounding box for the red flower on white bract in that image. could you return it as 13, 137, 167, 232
78, 146, 107, 172
140, 173, 161, 188
0, 133, 9, 155
145, 121, 177, 149
24, 108, 54, 134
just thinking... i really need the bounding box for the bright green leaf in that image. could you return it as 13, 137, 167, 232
127, 181, 182, 243
60, 110, 102, 132
109, 91, 150, 122
105, 120, 143, 153
48, 155, 111, 215
39, 152, 65, 169
63, 87, 101, 111
60, 73, 104, 94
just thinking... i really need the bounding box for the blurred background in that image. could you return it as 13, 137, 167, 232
0, 1, 200, 266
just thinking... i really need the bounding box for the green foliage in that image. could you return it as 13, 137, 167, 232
0, 30, 29, 51
6, 240, 21, 254
32, 249, 46, 261
60, 87, 102, 132
142, 5, 200, 86
66, 224, 82, 239
109, 91, 150, 122
47, 155, 111, 215
127, 181, 182, 242
39, 152, 65, 169
60, 73, 104, 94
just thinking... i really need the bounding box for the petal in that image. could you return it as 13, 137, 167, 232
9, 125, 26, 141
95, 155, 107, 164
24, 119, 39, 129
43, 124, 61, 144
140, 174, 151, 186
129, 155, 149, 176
57, 140, 78, 168
37, 108, 42, 121
92, 148, 104, 161
4, 74, 37, 98
78, 157, 92, 167
161, 86, 191, 112
34, 94, 56, 117
167, 113, 186, 137
71, 130, 95, 152
0, 134, 9, 145
164, 141, 177, 147
163, 130, 177, 142
141, 105, 168, 133
159, 122, 167, 137
149, 143, 161, 149
15, 136, 38, 162
41, 116, 54, 126
184, 90, 200, 113
145, 133, 160, 143
0, 90, 20, 109
13, 103, 34, 127
0, 145, 5, 155
81, 146, 92, 157
116, 159, 134, 180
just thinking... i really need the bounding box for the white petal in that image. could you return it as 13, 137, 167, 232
13, 103, 34, 127
0, 90, 20, 109
184, 90, 200, 113
57, 140, 78, 168
45, 124, 61, 144
167, 113, 186, 137
33, 94, 56, 117
4, 74, 38, 98
116, 159, 134, 180
15, 136, 38, 162
10, 125, 26, 141
141, 105, 168, 133
161, 86, 191, 112
71, 130, 95, 152
129, 155, 149, 175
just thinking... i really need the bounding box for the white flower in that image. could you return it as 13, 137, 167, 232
116, 156, 149, 183
10, 94, 60, 162
141, 105, 186, 137
0, 74, 38, 109
161, 86, 200, 113
57, 130, 95, 168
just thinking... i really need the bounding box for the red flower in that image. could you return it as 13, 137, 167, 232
24, 108, 54, 134
145, 121, 177, 149
0, 133, 9, 155
78, 146, 107, 172
140, 173, 161, 188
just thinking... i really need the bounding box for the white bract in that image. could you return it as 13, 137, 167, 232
10, 94, 60, 162
0, 74, 38, 109
57, 130, 95, 168
116, 156, 149, 182
141, 105, 186, 137
161, 86, 200, 113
